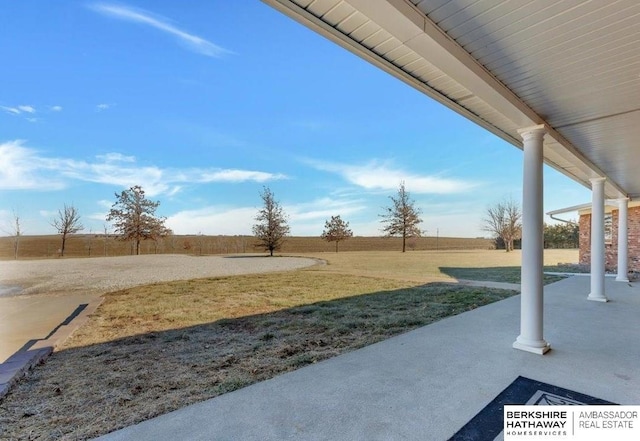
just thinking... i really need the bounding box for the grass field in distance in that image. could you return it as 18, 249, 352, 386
0, 234, 494, 259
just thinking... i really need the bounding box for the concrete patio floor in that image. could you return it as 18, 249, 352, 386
97, 276, 639, 440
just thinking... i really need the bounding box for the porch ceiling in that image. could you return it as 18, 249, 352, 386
263, 0, 640, 200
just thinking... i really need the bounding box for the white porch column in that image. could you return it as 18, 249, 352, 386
616, 197, 629, 282
588, 177, 608, 302
513, 125, 550, 355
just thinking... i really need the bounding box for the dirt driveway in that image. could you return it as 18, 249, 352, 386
1, 254, 319, 297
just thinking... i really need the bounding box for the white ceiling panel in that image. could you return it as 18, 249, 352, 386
362, 29, 395, 51
334, 12, 369, 34
348, 20, 380, 41
266, 0, 640, 198
322, 2, 355, 24
306, 0, 342, 17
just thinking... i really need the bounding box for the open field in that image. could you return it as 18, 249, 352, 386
0, 249, 578, 439
294, 249, 578, 284
0, 234, 493, 260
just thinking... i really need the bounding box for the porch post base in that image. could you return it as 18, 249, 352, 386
615, 276, 629, 283
587, 294, 609, 302
513, 339, 550, 355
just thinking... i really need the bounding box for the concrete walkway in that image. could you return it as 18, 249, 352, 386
0, 295, 102, 399
456, 279, 521, 291
0, 292, 101, 363
97, 276, 640, 440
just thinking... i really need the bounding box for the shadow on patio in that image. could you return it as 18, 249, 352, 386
2, 276, 637, 440
0, 281, 516, 440
94, 276, 639, 440
439, 265, 568, 285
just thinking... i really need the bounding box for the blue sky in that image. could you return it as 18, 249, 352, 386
0, 1, 591, 238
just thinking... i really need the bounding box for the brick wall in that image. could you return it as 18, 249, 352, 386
630, 206, 640, 273
579, 206, 640, 275
579, 214, 591, 267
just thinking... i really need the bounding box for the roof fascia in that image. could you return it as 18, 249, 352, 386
264, 0, 628, 198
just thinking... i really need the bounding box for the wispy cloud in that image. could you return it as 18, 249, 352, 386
307, 159, 479, 194
1, 104, 62, 121
1, 106, 21, 115
0, 140, 287, 195
61, 157, 288, 195
166, 206, 256, 235
1, 104, 36, 116
286, 197, 367, 235
96, 103, 112, 111
18, 105, 35, 113
38, 209, 58, 219
2, 104, 63, 119
165, 196, 366, 236
0, 140, 67, 190
89, 3, 232, 57
286, 197, 366, 222
96, 152, 135, 163
199, 170, 285, 183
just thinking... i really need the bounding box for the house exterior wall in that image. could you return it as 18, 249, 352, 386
579, 214, 591, 267
579, 206, 640, 275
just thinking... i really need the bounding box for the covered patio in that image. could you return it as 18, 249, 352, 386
100, 1, 640, 438
262, 0, 640, 354
99, 276, 640, 440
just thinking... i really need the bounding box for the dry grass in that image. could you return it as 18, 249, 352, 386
0, 249, 578, 440
0, 235, 493, 260
297, 249, 579, 284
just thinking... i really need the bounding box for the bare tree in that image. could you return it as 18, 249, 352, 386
4, 210, 22, 260
51, 204, 83, 257
106, 185, 170, 255
482, 199, 522, 252
321, 215, 353, 252
380, 182, 423, 252
504, 200, 522, 252
253, 187, 290, 256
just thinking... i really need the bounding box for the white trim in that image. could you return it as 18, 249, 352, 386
588, 178, 608, 302
616, 198, 630, 282
514, 126, 550, 355
547, 200, 639, 216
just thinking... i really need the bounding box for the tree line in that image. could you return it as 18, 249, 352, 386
6, 182, 425, 258
481, 197, 578, 251
5, 183, 578, 259
253, 182, 423, 255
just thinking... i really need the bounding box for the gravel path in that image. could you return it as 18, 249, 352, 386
0, 254, 320, 297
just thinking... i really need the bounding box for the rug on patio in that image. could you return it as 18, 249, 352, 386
448, 376, 615, 441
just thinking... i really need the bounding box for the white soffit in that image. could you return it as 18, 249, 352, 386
263, 0, 640, 199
